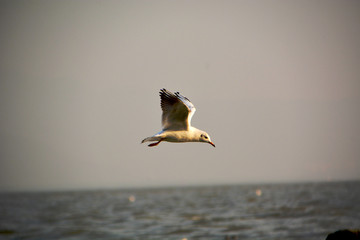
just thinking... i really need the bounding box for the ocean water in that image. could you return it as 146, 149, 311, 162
0, 181, 359, 240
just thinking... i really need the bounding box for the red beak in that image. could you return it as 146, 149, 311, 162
209, 141, 216, 147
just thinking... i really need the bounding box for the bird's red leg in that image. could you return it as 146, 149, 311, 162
148, 139, 163, 147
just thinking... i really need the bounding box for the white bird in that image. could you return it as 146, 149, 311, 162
141, 88, 215, 147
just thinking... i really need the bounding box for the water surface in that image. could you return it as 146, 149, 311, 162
1, 181, 359, 240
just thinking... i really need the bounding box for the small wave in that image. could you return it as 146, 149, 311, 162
0, 229, 16, 235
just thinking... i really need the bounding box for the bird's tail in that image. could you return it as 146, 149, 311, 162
141, 136, 162, 144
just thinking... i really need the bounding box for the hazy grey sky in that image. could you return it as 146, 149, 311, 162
1, 0, 359, 191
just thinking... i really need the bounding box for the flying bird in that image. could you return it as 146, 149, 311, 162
141, 88, 215, 147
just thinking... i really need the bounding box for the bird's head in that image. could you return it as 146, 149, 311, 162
199, 132, 215, 147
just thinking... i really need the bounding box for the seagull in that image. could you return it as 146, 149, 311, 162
141, 88, 215, 147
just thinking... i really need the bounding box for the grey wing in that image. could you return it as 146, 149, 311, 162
174, 91, 196, 126
160, 89, 196, 130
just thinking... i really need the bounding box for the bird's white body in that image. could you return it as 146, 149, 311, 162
141, 89, 215, 147
143, 127, 207, 143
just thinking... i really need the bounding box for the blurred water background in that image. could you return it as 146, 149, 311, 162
1, 181, 359, 240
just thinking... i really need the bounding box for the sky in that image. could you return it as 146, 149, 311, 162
1, 0, 359, 192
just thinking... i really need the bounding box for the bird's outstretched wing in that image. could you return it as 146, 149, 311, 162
160, 88, 196, 130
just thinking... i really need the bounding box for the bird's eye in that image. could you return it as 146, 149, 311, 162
200, 134, 208, 139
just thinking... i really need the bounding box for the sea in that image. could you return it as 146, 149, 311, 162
0, 181, 359, 240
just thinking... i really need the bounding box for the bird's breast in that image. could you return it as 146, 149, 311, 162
164, 130, 197, 142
